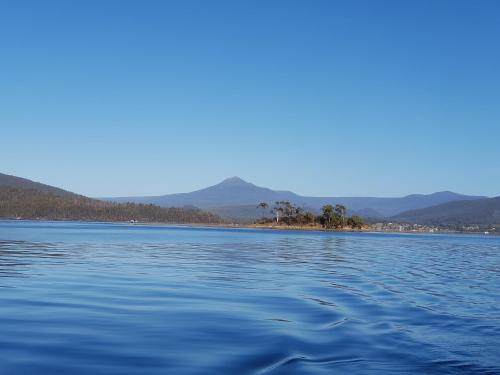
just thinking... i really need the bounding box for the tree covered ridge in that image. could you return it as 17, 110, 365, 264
257, 201, 365, 229
0, 187, 224, 224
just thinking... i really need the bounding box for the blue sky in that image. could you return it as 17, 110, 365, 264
1, 0, 499, 197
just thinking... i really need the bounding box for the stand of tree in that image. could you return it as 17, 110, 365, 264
257, 201, 365, 229
0, 187, 224, 224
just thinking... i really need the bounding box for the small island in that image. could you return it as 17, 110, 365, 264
252, 201, 366, 231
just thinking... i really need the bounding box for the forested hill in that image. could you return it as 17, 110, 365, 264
0, 173, 76, 197
392, 196, 500, 226
0, 187, 224, 224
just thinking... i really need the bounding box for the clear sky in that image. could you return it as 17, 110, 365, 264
1, 0, 499, 197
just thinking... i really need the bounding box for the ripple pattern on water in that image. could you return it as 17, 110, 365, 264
0, 220, 499, 374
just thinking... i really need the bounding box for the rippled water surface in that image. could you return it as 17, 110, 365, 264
0, 221, 499, 374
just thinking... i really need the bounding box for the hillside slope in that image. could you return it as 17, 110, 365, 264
0, 173, 76, 197
0, 187, 223, 224
392, 197, 500, 226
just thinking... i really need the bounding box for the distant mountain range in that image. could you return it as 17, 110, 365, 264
392, 197, 500, 226
3, 172, 497, 226
102, 176, 486, 219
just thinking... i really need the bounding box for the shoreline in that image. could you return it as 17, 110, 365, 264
1, 218, 497, 236
249, 223, 367, 232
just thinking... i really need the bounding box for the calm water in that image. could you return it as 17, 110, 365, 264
0, 221, 499, 374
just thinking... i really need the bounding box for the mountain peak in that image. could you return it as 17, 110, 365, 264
219, 176, 251, 186
433, 191, 460, 196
